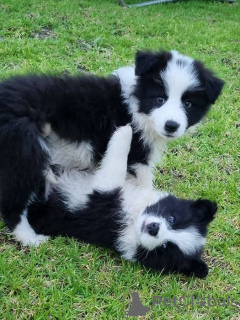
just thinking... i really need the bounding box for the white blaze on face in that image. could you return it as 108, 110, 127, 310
150, 51, 200, 139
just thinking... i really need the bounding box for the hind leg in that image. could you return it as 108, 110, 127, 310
93, 125, 132, 191
0, 123, 50, 245
1, 179, 49, 246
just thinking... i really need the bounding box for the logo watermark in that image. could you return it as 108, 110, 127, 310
120, 292, 239, 318
120, 292, 149, 318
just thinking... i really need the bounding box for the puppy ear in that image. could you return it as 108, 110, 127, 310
135, 50, 172, 76
205, 72, 224, 104
135, 51, 159, 76
191, 199, 217, 223
194, 61, 224, 104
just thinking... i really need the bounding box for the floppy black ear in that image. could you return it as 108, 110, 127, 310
135, 50, 172, 76
191, 199, 217, 223
194, 61, 224, 104
205, 71, 224, 104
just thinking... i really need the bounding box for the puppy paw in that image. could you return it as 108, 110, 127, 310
110, 125, 132, 153
15, 232, 49, 247
192, 260, 209, 279
114, 125, 132, 141
33, 234, 49, 247
13, 215, 49, 247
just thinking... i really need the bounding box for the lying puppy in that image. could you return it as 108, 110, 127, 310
15, 126, 217, 278
0, 50, 223, 240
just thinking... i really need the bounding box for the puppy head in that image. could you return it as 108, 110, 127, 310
134, 195, 217, 278
134, 50, 224, 140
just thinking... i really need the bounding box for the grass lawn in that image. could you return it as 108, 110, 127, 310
0, 0, 239, 319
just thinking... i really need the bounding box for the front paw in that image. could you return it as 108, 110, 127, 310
112, 125, 133, 145
108, 125, 133, 156
192, 260, 209, 278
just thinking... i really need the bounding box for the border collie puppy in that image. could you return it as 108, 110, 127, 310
0, 50, 223, 238
17, 126, 217, 278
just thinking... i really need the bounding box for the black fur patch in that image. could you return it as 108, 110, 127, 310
135, 243, 208, 278
28, 188, 124, 249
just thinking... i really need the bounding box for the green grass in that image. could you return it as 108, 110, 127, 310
0, 0, 239, 319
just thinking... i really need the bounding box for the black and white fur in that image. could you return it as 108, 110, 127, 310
0, 50, 224, 242
16, 126, 217, 278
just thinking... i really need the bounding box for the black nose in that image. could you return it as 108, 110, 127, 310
146, 222, 159, 237
164, 120, 180, 133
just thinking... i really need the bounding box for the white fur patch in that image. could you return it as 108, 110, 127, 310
128, 163, 153, 189
47, 132, 94, 170
13, 212, 49, 246
38, 137, 50, 155
113, 66, 139, 113
57, 169, 94, 211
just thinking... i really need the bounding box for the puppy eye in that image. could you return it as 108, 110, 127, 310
168, 216, 175, 224
184, 100, 192, 108
157, 97, 165, 105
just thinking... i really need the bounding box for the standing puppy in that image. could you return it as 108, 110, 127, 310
19, 126, 217, 278
0, 50, 223, 238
